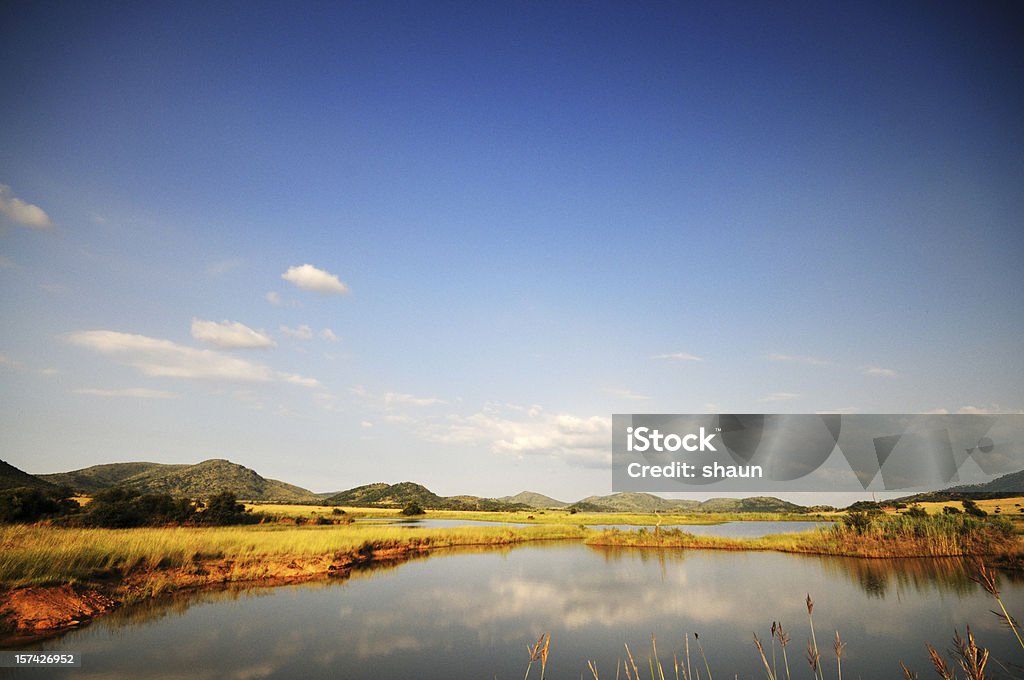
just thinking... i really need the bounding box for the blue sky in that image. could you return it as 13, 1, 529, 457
1, 1, 1022, 503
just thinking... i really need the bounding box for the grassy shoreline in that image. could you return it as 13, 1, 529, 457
3, 511, 1022, 638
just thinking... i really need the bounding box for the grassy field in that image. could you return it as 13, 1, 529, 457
0, 523, 586, 590
244, 503, 832, 525
585, 512, 1024, 560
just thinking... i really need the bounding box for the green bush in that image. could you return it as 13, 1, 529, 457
400, 502, 425, 516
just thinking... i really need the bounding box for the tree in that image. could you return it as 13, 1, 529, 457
201, 491, 248, 525
400, 502, 425, 516
962, 499, 987, 517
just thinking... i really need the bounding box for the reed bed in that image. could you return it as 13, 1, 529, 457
585, 514, 1022, 560
0, 523, 585, 588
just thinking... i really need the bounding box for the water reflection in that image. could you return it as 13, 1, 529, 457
24, 543, 1024, 680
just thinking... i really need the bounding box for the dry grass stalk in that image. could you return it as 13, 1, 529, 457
972, 559, 1024, 653
833, 631, 845, 680
927, 643, 953, 680
952, 626, 989, 680
753, 633, 776, 680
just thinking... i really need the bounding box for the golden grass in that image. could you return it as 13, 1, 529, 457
244, 503, 830, 526
0, 523, 586, 589
585, 514, 1024, 560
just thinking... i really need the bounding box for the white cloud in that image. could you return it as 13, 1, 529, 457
759, 392, 800, 402
0, 185, 52, 229
956, 405, 1024, 415
767, 352, 831, 366
279, 372, 320, 388
75, 387, 178, 399
280, 324, 313, 340
265, 291, 282, 306
67, 330, 277, 383
360, 420, 374, 428
864, 366, 898, 377
653, 352, 703, 361
191, 318, 275, 349
320, 328, 340, 342
603, 387, 650, 400
435, 404, 611, 467
384, 392, 446, 407
281, 264, 349, 295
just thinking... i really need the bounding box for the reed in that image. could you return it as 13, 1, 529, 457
0, 523, 585, 588
584, 513, 1022, 560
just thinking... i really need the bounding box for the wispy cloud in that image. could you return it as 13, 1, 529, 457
767, 352, 831, 366
279, 324, 313, 340
265, 291, 282, 306
0, 185, 52, 229
67, 330, 319, 389
653, 352, 703, 362
280, 373, 320, 388
191, 318, 275, 349
281, 264, 349, 295
320, 328, 340, 342
603, 387, 650, 400
75, 387, 178, 399
863, 366, 898, 377
759, 392, 800, 402
384, 392, 447, 407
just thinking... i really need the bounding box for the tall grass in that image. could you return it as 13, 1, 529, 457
0, 523, 585, 589
585, 513, 1021, 559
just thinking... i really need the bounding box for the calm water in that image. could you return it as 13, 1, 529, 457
18, 541, 1024, 679
357, 518, 833, 537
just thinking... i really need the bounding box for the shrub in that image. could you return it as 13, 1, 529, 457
0, 487, 79, 523
200, 491, 251, 525
962, 499, 988, 517
400, 502, 425, 516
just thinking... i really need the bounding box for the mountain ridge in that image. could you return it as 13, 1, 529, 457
38, 459, 319, 502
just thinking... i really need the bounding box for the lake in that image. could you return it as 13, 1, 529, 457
19, 538, 1024, 679
356, 518, 834, 538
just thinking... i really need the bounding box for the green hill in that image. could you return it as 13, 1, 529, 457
697, 496, 804, 513
39, 462, 187, 494
328, 482, 444, 507
897, 468, 1024, 504
498, 491, 569, 508
1, 460, 57, 491
39, 459, 319, 502
576, 492, 700, 513
325, 482, 529, 511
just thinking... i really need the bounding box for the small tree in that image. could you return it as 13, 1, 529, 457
400, 501, 425, 516
905, 504, 928, 518
962, 499, 988, 518
201, 491, 248, 525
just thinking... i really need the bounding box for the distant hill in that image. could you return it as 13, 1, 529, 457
1, 460, 57, 491
576, 492, 700, 513
40, 459, 320, 502
696, 496, 804, 513
499, 491, 569, 508
40, 462, 187, 494
897, 468, 1024, 504
325, 482, 529, 511
328, 482, 444, 507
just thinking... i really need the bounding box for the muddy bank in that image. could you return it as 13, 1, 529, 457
0, 546, 416, 640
